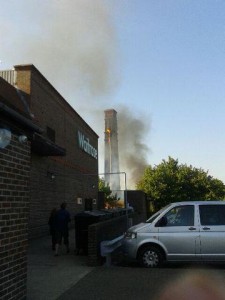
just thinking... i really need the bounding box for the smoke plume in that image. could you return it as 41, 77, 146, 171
1, 0, 151, 189
117, 105, 151, 189
1, 0, 119, 101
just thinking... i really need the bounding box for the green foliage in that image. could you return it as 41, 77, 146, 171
98, 177, 120, 208
98, 177, 111, 198
136, 157, 225, 211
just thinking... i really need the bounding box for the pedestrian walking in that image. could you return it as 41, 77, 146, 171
48, 208, 57, 251
54, 202, 71, 256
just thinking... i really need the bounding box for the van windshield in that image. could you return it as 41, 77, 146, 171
146, 204, 171, 223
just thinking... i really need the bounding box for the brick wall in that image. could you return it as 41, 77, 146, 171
14, 65, 99, 238
87, 213, 138, 266
0, 134, 30, 300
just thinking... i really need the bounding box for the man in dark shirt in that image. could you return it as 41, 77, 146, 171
55, 202, 71, 256
48, 208, 57, 250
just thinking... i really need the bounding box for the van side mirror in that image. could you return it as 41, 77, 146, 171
155, 216, 167, 227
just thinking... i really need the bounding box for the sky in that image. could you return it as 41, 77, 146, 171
1, 0, 225, 188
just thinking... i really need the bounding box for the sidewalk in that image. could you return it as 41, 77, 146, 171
27, 228, 94, 300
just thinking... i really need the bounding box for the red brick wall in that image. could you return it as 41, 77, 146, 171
0, 134, 30, 300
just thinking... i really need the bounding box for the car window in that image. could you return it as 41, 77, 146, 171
199, 205, 225, 225
162, 205, 194, 227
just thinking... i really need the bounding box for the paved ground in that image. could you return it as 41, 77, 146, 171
27, 230, 225, 300
57, 266, 181, 300
58, 263, 225, 300
27, 228, 94, 300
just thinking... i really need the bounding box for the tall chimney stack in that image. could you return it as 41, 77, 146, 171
104, 109, 120, 191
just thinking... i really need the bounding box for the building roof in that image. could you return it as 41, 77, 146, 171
14, 64, 99, 138
0, 76, 31, 118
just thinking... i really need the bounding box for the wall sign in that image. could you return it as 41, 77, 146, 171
78, 131, 98, 159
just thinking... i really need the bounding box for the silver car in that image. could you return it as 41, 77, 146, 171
123, 201, 225, 267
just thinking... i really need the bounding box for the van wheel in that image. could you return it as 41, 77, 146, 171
138, 246, 163, 268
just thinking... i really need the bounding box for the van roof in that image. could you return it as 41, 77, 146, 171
170, 201, 225, 205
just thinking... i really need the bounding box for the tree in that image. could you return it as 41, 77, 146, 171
98, 177, 120, 208
98, 177, 111, 198
136, 157, 225, 211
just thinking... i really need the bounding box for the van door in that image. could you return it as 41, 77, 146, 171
156, 204, 200, 261
199, 204, 225, 261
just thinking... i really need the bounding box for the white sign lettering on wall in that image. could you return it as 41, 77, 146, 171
78, 131, 98, 159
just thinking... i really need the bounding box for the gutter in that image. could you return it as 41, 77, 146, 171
0, 101, 43, 134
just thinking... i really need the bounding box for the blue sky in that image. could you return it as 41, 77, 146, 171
112, 0, 225, 183
1, 0, 225, 185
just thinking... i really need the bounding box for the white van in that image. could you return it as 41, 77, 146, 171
123, 201, 225, 267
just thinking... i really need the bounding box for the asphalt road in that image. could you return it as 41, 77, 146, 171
57, 262, 225, 300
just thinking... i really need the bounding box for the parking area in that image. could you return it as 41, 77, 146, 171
58, 263, 225, 300
27, 228, 225, 300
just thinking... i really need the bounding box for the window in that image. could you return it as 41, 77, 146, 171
199, 205, 225, 226
162, 205, 194, 227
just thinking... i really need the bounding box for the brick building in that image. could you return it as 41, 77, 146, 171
0, 64, 99, 299
0, 75, 42, 299
1, 64, 99, 238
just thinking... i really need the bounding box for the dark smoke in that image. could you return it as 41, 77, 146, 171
117, 105, 151, 189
